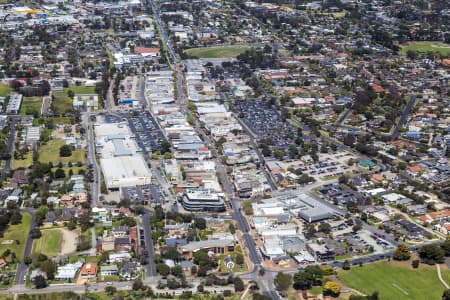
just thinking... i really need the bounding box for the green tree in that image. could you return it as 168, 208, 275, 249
59, 145, 72, 157
393, 244, 411, 261
442, 238, 450, 256
443, 289, 450, 300
194, 218, 206, 230
132, 279, 144, 291
342, 260, 351, 270
233, 276, 244, 292
105, 286, 117, 295
323, 281, 341, 297
419, 244, 445, 264
156, 263, 170, 277
274, 272, 292, 292
33, 275, 47, 289
171, 265, 184, 278
293, 271, 312, 290
54, 168, 65, 179
229, 223, 236, 234
235, 253, 244, 265
40, 260, 56, 280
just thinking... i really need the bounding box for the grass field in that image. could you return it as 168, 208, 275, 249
39, 139, 86, 165
19, 97, 42, 116
64, 86, 96, 94
400, 41, 450, 57
0, 213, 31, 260
52, 93, 73, 115
32, 229, 62, 257
0, 84, 12, 97
11, 152, 33, 169
338, 261, 450, 300
184, 45, 250, 58
33, 117, 71, 126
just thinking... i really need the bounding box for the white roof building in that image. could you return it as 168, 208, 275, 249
95, 122, 151, 190
55, 261, 83, 280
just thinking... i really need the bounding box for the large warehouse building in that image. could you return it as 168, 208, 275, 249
95, 122, 151, 190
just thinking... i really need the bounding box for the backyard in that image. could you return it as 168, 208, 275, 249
338, 261, 450, 300
39, 139, 85, 165
184, 45, 250, 58
32, 229, 62, 257
0, 213, 31, 260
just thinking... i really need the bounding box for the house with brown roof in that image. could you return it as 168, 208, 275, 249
79, 263, 97, 281
408, 165, 422, 177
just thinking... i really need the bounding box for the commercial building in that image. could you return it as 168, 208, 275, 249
253, 192, 336, 223
180, 189, 225, 212
180, 238, 235, 259
95, 122, 151, 190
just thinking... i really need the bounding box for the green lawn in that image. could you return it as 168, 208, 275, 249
11, 152, 33, 169
31, 229, 62, 257
338, 261, 450, 300
39, 139, 86, 164
64, 86, 96, 94
400, 41, 450, 57
0, 84, 12, 97
52, 93, 73, 115
19, 97, 42, 116
184, 45, 250, 58
218, 252, 248, 273
33, 117, 71, 126
0, 213, 31, 260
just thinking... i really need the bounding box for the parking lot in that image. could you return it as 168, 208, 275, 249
303, 152, 358, 181
121, 184, 165, 206
126, 111, 166, 153
233, 100, 301, 158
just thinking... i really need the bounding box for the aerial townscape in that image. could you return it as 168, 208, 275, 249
0, 0, 447, 299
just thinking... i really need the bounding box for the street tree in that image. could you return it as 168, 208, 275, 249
393, 244, 411, 261
274, 272, 292, 292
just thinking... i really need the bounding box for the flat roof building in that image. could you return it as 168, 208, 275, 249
6, 93, 22, 114
180, 189, 225, 212
95, 122, 151, 190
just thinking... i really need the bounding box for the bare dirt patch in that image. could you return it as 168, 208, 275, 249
60, 228, 79, 255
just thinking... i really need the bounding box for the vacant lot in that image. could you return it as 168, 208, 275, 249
11, 152, 33, 169
19, 97, 42, 116
338, 261, 450, 300
0, 213, 31, 260
185, 45, 250, 58
0, 84, 12, 97
400, 41, 450, 57
39, 139, 85, 164
32, 229, 62, 257
52, 93, 73, 115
